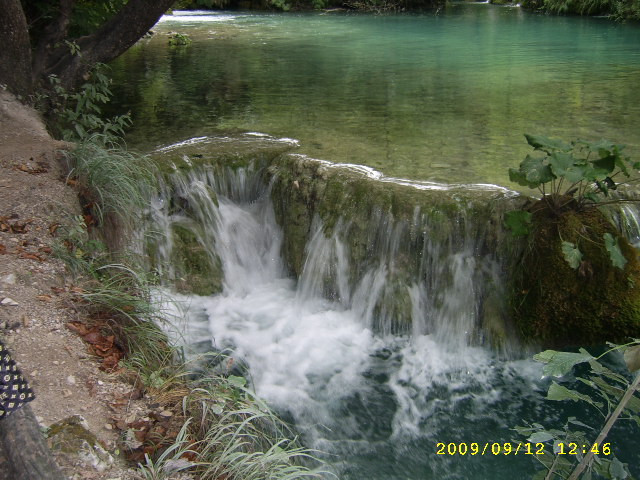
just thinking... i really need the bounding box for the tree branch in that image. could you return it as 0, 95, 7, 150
46, 0, 175, 91
567, 371, 640, 480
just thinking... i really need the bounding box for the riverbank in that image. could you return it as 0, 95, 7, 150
0, 90, 160, 479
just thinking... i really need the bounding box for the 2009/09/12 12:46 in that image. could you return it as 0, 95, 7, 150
435, 442, 612, 456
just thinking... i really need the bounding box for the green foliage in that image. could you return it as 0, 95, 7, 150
167, 32, 192, 46
604, 233, 627, 270
508, 134, 639, 211
21, 1, 128, 46
506, 134, 639, 271
520, 0, 640, 20
504, 210, 533, 236
270, 0, 292, 11
517, 341, 640, 480
561, 241, 582, 270
43, 63, 132, 142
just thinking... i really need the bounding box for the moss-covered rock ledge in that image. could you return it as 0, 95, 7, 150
267, 153, 522, 277
267, 153, 524, 339
510, 197, 640, 348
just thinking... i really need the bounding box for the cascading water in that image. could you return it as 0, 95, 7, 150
147, 144, 638, 479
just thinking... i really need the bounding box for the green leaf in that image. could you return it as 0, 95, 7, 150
528, 431, 554, 443
623, 345, 640, 373
521, 154, 555, 185
609, 457, 628, 479
547, 381, 602, 408
525, 134, 571, 153
568, 418, 594, 430
509, 168, 537, 188
603, 233, 627, 270
615, 156, 630, 177
534, 349, 593, 377
592, 155, 616, 174
548, 152, 587, 183
583, 192, 600, 204
504, 210, 532, 237
562, 241, 583, 270
227, 375, 247, 388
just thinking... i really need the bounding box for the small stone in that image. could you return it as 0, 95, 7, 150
158, 410, 173, 419
62, 389, 72, 398
97, 380, 104, 386
30, 370, 38, 377
104, 423, 113, 430
66, 375, 76, 385
0, 297, 18, 306
52, 361, 59, 366
0, 274, 16, 285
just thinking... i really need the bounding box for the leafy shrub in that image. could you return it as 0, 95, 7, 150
43, 63, 131, 142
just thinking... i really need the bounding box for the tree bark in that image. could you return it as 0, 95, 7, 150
31, 0, 77, 88
45, 0, 176, 91
0, 405, 66, 480
0, 0, 33, 98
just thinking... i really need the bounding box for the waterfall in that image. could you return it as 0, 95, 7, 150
147, 144, 554, 480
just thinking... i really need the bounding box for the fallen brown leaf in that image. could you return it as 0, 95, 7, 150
18, 252, 44, 261
15, 164, 48, 174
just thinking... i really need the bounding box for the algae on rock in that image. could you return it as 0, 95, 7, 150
170, 224, 223, 296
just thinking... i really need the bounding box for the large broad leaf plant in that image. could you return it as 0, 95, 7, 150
505, 134, 640, 270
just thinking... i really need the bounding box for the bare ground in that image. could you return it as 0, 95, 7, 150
0, 90, 153, 480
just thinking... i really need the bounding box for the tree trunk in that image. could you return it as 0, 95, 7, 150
0, 0, 33, 98
45, 0, 176, 91
0, 405, 65, 480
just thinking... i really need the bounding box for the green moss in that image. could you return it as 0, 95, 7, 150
511, 200, 640, 347
171, 224, 223, 296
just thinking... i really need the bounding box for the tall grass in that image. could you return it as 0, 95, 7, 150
63, 133, 158, 240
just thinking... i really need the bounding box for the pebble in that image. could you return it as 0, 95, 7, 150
104, 423, 113, 430
66, 375, 76, 385
0, 297, 18, 306
0, 274, 16, 285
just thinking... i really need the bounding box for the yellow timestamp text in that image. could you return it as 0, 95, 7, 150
435, 442, 612, 456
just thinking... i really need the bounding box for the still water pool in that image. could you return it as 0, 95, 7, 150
108, 4, 640, 186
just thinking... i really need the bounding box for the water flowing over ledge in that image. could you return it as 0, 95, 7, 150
143, 134, 640, 479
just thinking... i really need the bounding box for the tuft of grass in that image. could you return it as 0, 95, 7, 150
63, 133, 158, 230
181, 367, 330, 480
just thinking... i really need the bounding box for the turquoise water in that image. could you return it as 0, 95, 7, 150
108, 4, 640, 186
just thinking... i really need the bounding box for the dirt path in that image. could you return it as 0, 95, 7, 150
0, 90, 148, 480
